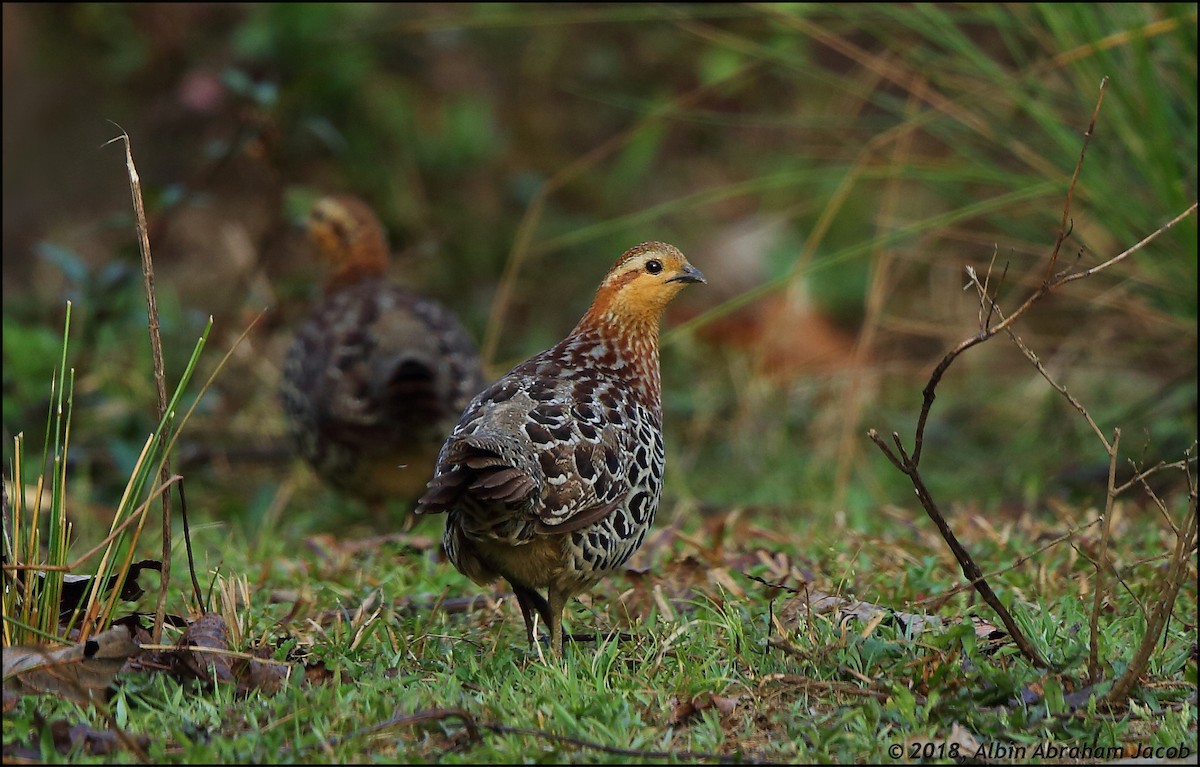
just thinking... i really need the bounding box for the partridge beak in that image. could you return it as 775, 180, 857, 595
668, 264, 706, 285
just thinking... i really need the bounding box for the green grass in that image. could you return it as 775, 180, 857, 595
4, 499, 1194, 762
2, 2, 1196, 763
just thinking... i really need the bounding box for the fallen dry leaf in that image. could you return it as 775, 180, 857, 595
236, 644, 291, 695
302, 659, 336, 686
177, 611, 236, 684
668, 691, 743, 727
775, 588, 946, 636
47, 718, 149, 756
2, 625, 140, 704
3, 714, 150, 759
132, 612, 298, 696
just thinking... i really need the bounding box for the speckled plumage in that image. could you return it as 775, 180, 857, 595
417, 242, 705, 652
280, 195, 485, 512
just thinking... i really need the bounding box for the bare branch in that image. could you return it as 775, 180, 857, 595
1113, 457, 1187, 497
910, 517, 1101, 606
1120, 454, 1196, 536
868, 426, 1051, 667
1105, 486, 1197, 705
1071, 539, 1149, 624
909, 459, 1050, 667
1044, 76, 1107, 282
911, 198, 1195, 467
963, 267, 1112, 452
1088, 428, 1121, 681
1055, 202, 1197, 288
867, 429, 904, 471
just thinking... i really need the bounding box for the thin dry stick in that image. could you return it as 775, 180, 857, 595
868, 429, 1050, 668
865, 83, 1116, 670
135, 643, 294, 666
1054, 201, 1197, 288
966, 268, 1111, 450
909, 517, 1102, 607
481, 721, 743, 763
110, 128, 172, 644
1122, 457, 1193, 535
1105, 482, 1197, 704
1044, 78, 1108, 281
1089, 428, 1121, 682
1067, 535, 1147, 620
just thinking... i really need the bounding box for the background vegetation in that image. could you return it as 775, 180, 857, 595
3, 3, 1196, 763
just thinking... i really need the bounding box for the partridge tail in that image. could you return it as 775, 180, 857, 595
416, 436, 537, 514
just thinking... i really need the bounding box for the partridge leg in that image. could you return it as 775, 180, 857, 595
548, 586, 569, 655
513, 585, 551, 648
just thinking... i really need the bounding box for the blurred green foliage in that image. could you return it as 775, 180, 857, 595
1, 3, 1195, 528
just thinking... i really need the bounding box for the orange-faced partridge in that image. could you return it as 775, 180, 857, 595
416, 242, 705, 652
280, 195, 486, 516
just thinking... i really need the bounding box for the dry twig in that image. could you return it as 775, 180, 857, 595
868, 77, 1197, 672
1090, 428, 1121, 681
909, 517, 1102, 608
110, 127, 173, 644
1105, 450, 1197, 705
963, 219, 1198, 695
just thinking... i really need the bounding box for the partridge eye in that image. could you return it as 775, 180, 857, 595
645, 259, 663, 275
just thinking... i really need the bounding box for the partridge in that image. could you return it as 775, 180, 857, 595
416, 242, 705, 653
279, 195, 485, 515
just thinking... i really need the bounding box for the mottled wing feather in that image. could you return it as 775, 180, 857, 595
532, 417, 630, 529
292, 283, 481, 432
417, 345, 636, 535
532, 495, 625, 535
281, 279, 484, 497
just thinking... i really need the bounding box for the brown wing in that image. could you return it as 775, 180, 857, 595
417, 348, 636, 538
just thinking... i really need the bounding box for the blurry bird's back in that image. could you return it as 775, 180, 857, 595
280, 195, 485, 511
